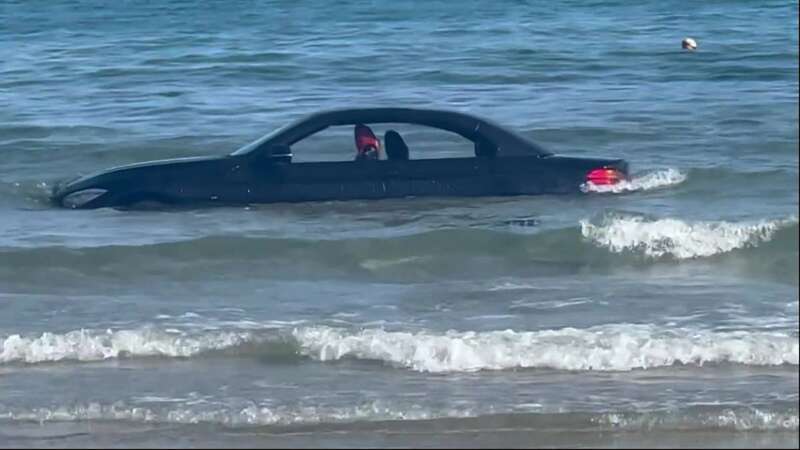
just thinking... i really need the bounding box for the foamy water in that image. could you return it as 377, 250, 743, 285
0, 328, 256, 364
2, 401, 795, 432
294, 325, 799, 372
596, 408, 799, 432
581, 168, 687, 194
3, 324, 796, 371
0, 400, 457, 427
580, 215, 797, 259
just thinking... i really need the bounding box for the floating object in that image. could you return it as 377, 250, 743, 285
682, 37, 698, 51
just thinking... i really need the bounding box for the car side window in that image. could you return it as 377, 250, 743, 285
290, 123, 490, 162
289, 125, 359, 162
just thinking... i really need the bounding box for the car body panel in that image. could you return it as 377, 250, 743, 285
51, 108, 629, 209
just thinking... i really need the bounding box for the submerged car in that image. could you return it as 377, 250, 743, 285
52, 107, 629, 209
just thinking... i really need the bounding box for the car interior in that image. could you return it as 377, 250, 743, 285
286, 122, 499, 163
384, 129, 410, 161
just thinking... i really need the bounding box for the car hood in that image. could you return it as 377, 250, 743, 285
66, 155, 221, 182
52, 155, 228, 197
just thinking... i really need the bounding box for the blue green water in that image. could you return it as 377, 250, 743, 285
1, 0, 798, 447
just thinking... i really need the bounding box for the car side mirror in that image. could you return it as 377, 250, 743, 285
266, 144, 292, 163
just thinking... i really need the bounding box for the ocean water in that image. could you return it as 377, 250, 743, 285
1, 0, 798, 447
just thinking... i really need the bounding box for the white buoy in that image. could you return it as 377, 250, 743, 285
682, 37, 698, 51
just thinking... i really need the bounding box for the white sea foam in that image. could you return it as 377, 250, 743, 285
487, 281, 541, 291
0, 328, 255, 364
581, 168, 687, 193
3, 324, 797, 372
1, 401, 795, 431
580, 215, 796, 259
597, 408, 799, 431
293, 325, 799, 373
510, 298, 595, 311
0, 401, 469, 427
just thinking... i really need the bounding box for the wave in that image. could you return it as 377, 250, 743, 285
0, 402, 795, 432
593, 406, 799, 432
3, 324, 796, 372
293, 325, 799, 373
0, 328, 264, 364
581, 168, 687, 193
0, 400, 453, 428
580, 215, 798, 259
3, 213, 796, 269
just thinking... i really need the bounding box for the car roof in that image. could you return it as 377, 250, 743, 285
232, 107, 551, 157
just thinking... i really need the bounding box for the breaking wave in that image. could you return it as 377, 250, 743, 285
0, 328, 260, 364
580, 215, 798, 259
293, 325, 799, 373
3, 215, 795, 284
581, 168, 687, 193
2, 324, 797, 372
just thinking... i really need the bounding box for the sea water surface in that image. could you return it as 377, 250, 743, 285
0, 0, 798, 448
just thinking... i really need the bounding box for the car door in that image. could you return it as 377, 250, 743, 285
488, 155, 584, 195
275, 160, 407, 201
400, 157, 488, 197
276, 158, 491, 201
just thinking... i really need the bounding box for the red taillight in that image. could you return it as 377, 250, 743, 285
586, 168, 624, 185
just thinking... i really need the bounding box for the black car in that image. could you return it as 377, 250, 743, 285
52, 107, 629, 209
